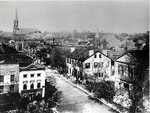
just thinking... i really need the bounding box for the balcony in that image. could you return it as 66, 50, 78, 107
21, 88, 43, 94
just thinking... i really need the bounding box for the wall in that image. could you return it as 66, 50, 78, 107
83, 52, 111, 78
19, 70, 46, 97
0, 64, 19, 93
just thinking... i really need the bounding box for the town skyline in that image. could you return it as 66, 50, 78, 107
0, 0, 148, 33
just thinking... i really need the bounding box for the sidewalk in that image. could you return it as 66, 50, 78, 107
58, 74, 128, 113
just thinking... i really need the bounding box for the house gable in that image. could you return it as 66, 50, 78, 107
84, 51, 111, 63
116, 53, 137, 64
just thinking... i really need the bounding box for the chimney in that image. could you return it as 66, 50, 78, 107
70, 47, 75, 53
89, 50, 94, 56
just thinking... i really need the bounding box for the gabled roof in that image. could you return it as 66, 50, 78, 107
115, 49, 149, 65
20, 63, 45, 71
0, 54, 17, 64
0, 52, 33, 67
68, 47, 112, 62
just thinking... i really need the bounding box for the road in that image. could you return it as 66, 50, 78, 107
46, 68, 115, 113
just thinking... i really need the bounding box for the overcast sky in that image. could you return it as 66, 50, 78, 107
0, 0, 148, 33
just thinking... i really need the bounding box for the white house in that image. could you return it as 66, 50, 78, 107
19, 64, 46, 100
66, 47, 114, 82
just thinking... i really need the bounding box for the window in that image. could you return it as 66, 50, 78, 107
111, 60, 114, 66
94, 62, 98, 68
23, 74, 27, 78
10, 75, 15, 82
30, 83, 34, 89
0, 75, 4, 83
99, 62, 103, 68
37, 73, 41, 77
67, 58, 69, 63
0, 86, 3, 93
94, 54, 97, 58
70, 59, 72, 64
37, 83, 41, 89
70, 68, 71, 74
118, 65, 123, 75
94, 62, 103, 68
99, 73, 103, 77
124, 83, 129, 90
112, 70, 115, 75
23, 84, 27, 90
10, 85, 14, 92
99, 54, 101, 58
30, 74, 34, 78
85, 63, 90, 69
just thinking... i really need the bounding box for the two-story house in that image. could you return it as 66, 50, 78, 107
0, 60, 19, 94
66, 47, 113, 82
19, 64, 46, 100
113, 49, 148, 108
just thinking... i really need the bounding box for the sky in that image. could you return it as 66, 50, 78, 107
0, 0, 149, 33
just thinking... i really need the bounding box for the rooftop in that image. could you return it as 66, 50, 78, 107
20, 63, 45, 71
15, 28, 40, 35
67, 46, 112, 61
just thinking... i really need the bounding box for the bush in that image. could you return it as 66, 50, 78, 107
85, 81, 95, 92
86, 81, 115, 102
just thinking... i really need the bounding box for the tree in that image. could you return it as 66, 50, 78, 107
50, 47, 66, 70
45, 76, 61, 108
128, 44, 149, 113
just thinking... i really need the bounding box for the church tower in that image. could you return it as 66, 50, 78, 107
13, 8, 19, 34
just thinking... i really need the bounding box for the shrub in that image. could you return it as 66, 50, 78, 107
94, 82, 115, 102
86, 81, 115, 102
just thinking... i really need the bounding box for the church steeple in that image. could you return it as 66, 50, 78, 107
15, 8, 18, 21
13, 8, 19, 34
13, 9, 18, 29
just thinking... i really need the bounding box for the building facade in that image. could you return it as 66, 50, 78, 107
0, 64, 19, 94
113, 51, 142, 108
66, 48, 113, 82
19, 64, 46, 100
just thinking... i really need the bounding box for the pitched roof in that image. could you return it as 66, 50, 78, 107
114, 49, 149, 65
0, 54, 17, 64
20, 63, 45, 71
0, 53, 33, 67
68, 46, 112, 61
15, 28, 40, 35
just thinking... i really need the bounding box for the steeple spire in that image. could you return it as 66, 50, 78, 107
13, 8, 19, 35
15, 8, 18, 20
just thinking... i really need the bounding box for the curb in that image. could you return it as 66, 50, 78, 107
57, 74, 124, 113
